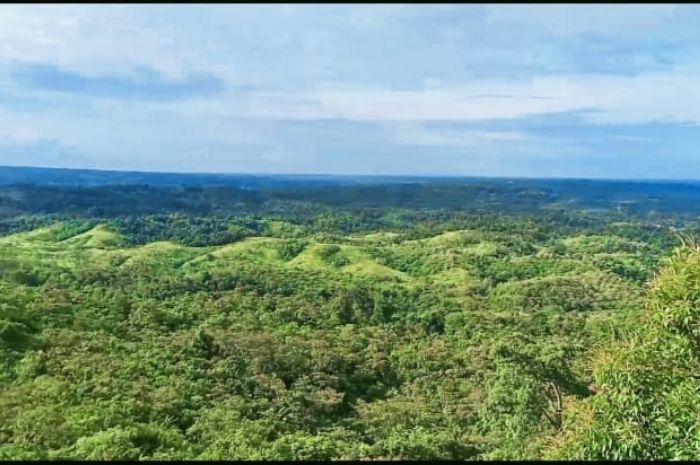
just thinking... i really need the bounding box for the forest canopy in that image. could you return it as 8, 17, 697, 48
0, 166, 699, 460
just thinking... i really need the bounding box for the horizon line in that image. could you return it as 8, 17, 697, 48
1, 163, 699, 184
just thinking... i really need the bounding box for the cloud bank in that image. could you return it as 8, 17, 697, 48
0, 4, 699, 178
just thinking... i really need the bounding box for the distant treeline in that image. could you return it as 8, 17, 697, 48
3, 166, 700, 219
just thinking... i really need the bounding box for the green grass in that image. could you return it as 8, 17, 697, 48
0, 223, 653, 291
60, 225, 124, 248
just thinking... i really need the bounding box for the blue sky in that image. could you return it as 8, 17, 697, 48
1, 4, 700, 178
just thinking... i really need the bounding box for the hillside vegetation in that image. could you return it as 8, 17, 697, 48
0, 173, 699, 459
551, 245, 700, 460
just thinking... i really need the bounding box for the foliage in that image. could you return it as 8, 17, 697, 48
550, 245, 700, 460
0, 172, 696, 459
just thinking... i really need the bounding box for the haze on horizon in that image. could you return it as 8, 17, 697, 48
1, 4, 700, 179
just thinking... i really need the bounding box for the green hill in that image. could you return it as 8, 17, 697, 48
0, 208, 681, 460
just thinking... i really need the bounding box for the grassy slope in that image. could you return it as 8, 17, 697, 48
0, 223, 646, 297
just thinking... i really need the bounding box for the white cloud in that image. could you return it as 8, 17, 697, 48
195, 70, 698, 125
0, 5, 205, 78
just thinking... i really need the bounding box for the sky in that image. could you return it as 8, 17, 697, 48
1, 4, 700, 178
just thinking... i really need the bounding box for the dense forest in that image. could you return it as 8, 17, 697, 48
1, 166, 700, 460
